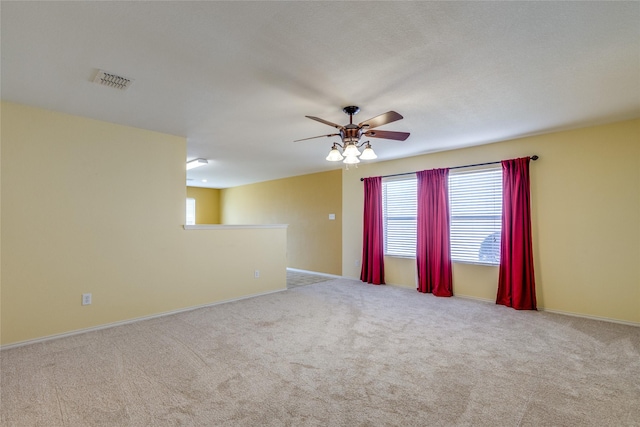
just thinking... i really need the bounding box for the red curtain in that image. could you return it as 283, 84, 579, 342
416, 169, 453, 297
497, 157, 537, 310
360, 177, 385, 285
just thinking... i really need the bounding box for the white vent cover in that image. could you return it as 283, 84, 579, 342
93, 70, 133, 90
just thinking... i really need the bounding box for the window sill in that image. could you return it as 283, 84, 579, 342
384, 254, 416, 260
453, 260, 499, 267
384, 254, 499, 267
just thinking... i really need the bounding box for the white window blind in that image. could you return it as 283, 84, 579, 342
186, 198, 196, 225
382, 176, 417, 257
381, 167, 503, 264
449, 167, 502, 265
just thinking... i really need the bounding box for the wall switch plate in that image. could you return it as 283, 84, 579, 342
328, 213, 336, 220
82, 293, 92, 305
254, 270, 260, 278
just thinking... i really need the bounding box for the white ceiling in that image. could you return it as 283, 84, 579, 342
2, 1, 639, 188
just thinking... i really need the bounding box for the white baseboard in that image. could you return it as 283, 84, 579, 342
286, 268, 343, 279
456, 294, 639, 327
5, 284, 635, 351
0, 288, 287, 351
342, 279, 639, 327
537, 307, 639, 327
454, 294, 495, 304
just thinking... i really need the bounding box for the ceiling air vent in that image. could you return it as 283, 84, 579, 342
93, 70, 133, 90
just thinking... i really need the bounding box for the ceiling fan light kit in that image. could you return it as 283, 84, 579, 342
295, 105, 409, 165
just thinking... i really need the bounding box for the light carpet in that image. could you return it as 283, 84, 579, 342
1, 278, 639, 426
286, 270, 334, 289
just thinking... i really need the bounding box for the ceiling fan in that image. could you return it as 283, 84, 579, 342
295, 106, 410, 164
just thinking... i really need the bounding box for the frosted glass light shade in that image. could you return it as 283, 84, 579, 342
343, 155, 360, 164
360, 145, 377, 160
343, 143, 361, 157
326, 148, 344, 161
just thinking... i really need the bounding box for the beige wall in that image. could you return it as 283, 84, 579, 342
1, 102, 287, 346
186, 186, 221, 224
342, 119, 640, 324
2, 101, 636, 346
221, 170, 342, 275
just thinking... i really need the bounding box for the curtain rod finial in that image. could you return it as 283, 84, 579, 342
531, 155, 539, 161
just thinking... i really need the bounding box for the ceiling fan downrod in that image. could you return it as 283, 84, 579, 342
343, 106, 360, 124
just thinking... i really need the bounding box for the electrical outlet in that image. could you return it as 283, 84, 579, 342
254, 270, 260, 278
82, 293, 92, 306
355, 260, 360, 267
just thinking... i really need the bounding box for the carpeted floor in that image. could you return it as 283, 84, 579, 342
286, 269, 334, 289
2, 278, 639, 426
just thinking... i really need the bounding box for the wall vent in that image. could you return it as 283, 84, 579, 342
93, 70, 133, 90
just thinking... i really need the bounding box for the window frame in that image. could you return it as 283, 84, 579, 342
380, 166, 503, 266
382, 175, 417, 258
448, 166, 503, 266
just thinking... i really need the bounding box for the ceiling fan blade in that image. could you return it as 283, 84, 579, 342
306, 116, 344, 130
358, 111, 403, 129
294, 133, 340, 142
363, 130, 410, 141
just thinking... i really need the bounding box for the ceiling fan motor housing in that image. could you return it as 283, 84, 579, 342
341, 125, 363, 141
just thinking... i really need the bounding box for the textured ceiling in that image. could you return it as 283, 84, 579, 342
2, 1, 639, 188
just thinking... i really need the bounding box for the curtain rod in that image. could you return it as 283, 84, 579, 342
360, 155, 538, 181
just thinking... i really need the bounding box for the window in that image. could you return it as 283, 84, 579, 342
382, 176, 417, 257
449, 167, 502, 265
381, 167, 502, 265
186, 198, 196, 225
